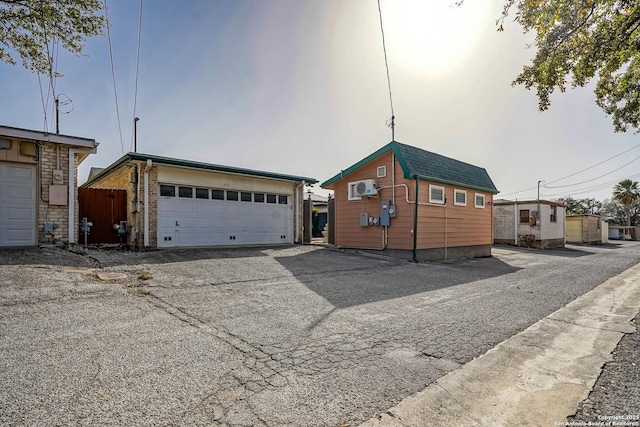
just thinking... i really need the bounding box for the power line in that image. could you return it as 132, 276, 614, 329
499, 143, 640, 197
131, 0, 144, 152
544, 153, 640, 189
37, 73, 49, 133
545, 143, 640, 185
103, 0, 125, 154
377, 0, 395, 140
543, 172, 640, 198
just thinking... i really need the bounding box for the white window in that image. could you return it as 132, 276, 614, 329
377, 166, 387, 178
454, 189, 466, 206
429, 185, 445, 204
475, 193, 485, 208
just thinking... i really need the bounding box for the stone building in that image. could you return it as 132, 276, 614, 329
81, 152, 316, 249
0, 125, 98, 247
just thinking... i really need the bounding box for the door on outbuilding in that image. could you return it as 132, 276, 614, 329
78, 187, 128, 244
157, 184, 293, 247
0, 162, 36, 246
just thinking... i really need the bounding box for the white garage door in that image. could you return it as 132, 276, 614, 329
0, 162, 37, 246
157, 184, 293, 247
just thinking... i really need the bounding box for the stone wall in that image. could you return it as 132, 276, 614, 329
38, 143, 71, 245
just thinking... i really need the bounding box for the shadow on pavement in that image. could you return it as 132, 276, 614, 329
92, 246, 272, 266
0, 245, 275, 267
275, 250, 522, 309
493, 244, 594, 258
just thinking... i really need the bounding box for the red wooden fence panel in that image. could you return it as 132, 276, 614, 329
78, 187, 127, 244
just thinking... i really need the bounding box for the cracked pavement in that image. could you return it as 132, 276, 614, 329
1, 242, 640, 426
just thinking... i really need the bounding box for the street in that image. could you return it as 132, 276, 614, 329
1, 242, 640, 426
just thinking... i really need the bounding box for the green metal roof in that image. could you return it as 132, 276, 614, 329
81, 152, 317, 187
321, 141, 498, 194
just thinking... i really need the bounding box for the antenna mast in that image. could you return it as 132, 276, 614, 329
378, 0, 395, 141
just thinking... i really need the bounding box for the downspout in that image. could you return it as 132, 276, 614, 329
387, 151, 395, 251
135, 164, 141, 246
444, 199, 448, 261
295, 181, 306, 244
391, 152, 396, 204
514, 202, 518, 245
563, 206, 566, 247
68, 147, 96, 244
412, 177, 419, 262
144, 159, 152, 247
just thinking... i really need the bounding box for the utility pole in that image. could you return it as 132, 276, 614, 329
55, 98, 60, 134
134, 117, 140, 152
537, 180, 542, 222
390, 115, 395, 141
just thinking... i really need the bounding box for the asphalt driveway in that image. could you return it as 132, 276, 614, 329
1, 242, 640, 426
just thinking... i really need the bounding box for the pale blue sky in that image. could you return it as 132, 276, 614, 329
1, 0, 638, 202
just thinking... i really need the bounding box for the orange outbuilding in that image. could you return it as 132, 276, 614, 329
321, 141, 499, 261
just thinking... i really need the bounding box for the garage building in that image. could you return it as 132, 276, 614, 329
0, 125, 98, 247
81, 153, 317, 249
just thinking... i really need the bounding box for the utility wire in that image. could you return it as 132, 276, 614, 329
103, 0, 125, 154
500, 143, 640, 197
544, 153, 640, 188
543, 172, 640, 198
377, 0, 395, 135
37, 73, 49, 133
545, 143, 640, 185
131, 0, 144, 151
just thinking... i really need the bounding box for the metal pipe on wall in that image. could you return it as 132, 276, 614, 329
412, 177, 419, 262
68, 147, 96, 244
144, 159, 151, 247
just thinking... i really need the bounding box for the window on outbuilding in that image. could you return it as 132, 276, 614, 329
160, 185, 175, 197
475, 193, 485, 208
226, 191, 238, 201
454, 189, 466, 206
550, 205, 557, 222
254, 193, 265, 203
212, 189, 224, 200
241, 192, 252, 202
278, 195, 288, 204
267, 194, 277, 204
519, 209, 530, 224
196, 188, 209, 199
429, 185, 445, 204
179, 187, 193, 198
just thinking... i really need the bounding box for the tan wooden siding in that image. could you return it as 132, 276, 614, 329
331, 152, 493, 250
415, 193, 492, 249
333, 152, 415, 249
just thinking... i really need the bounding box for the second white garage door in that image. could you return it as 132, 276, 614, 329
157, 184, 293, 247
0, 162, 37, 246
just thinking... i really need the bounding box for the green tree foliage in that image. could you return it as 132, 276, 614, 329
556, 196, 601, 215
0, 0, 104, 76
600, 198, 640, 225
496, 0, 640, 132
613, 178, 640, 225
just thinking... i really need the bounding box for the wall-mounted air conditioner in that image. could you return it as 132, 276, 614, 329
348, 179, 378, 200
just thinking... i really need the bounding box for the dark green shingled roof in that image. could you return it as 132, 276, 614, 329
82, 152, 317, 187
321, 141, 498, 194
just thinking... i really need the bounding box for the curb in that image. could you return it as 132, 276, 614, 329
359, 262, 640, 427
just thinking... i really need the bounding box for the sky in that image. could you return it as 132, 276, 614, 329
1, 0, 639, 202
